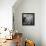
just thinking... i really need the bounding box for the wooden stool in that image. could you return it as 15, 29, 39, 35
25, 40, 35, 46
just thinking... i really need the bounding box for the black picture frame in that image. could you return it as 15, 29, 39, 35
22, 13, 35, 26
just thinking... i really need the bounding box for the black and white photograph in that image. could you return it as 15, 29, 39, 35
22, 13, 35, 25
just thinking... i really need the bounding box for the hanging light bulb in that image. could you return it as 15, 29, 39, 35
16, 30, 18, 33
26, 38, 27, 40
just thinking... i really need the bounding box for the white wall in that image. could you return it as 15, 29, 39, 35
41, 0, 46, 46
0, 0, 16, 30
13, 0, 41, 46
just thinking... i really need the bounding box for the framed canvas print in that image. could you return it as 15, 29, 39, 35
22, 13, 35, 25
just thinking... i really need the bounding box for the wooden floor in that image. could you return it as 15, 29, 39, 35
0, 39, 16, 46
